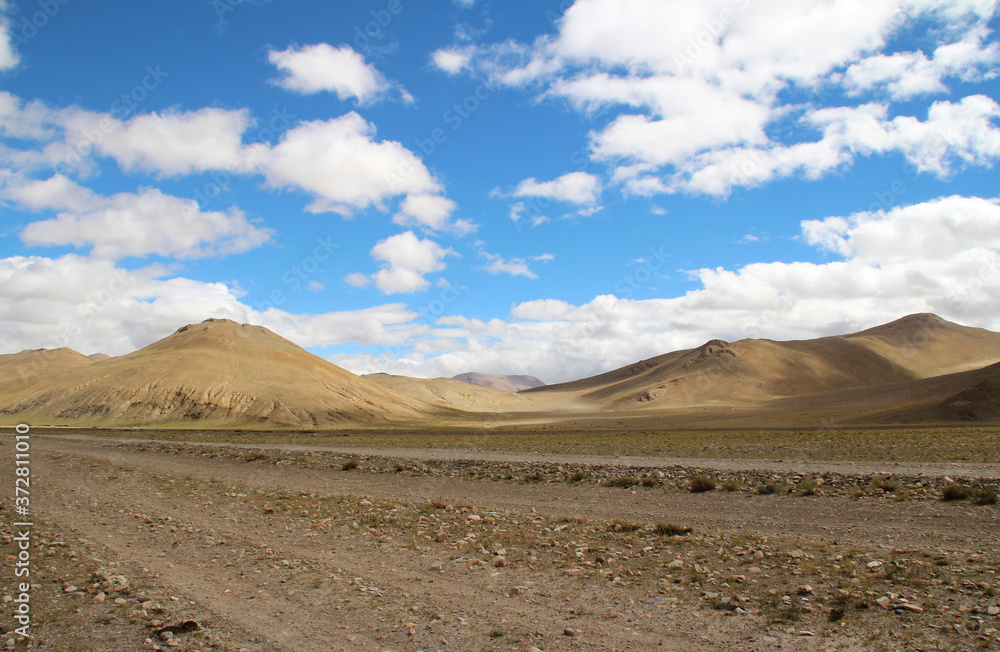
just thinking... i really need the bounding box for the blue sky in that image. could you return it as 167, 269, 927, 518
1, 0, 999, 383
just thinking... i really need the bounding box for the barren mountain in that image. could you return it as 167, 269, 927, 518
87, 353, 112, 362
0, 347, 95, 401
523, 314, 1000, 412
0, 319, 437, 427
364, 373, 529, 409
452, 372, 546, 393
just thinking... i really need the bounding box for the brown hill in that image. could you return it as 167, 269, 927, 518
452, 372, 546, 393
364, 373, 529, 409
523, 314, 1000, 411
0, 348, 95, 400
0, 319, 437, 428
87, 353, 112, 362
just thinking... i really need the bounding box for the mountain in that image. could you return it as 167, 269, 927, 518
0, 347, 96, 401
452, 372, 546, 393
522, 314, 1000, 412
0, 319, 437, 428
364, 373, 529, 409
87, 353, 112, 362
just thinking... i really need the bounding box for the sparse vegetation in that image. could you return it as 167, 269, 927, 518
942, 483, 970, 501
721, 478, 742, 492
610, 519, 642, 532
610, 475, 640, 488
757, 482, 779, 495
971, 485, 998, 505
654, 522, 691, 536
688, 475, 716, 493
871, 476, 899, 493
342, 459, 360, 471
798, 477, 817, 496
640, 475, 660, 487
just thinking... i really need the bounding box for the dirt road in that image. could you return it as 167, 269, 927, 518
4, 436, 999, 651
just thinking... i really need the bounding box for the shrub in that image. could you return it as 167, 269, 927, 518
654, 522, 691, 536
641, 475, 660, 487
689, 475, 716, 493
942, 483, 970, 501
972, 486, 998, 505
610, 475, 640, 488
568, 471, 587, 483
610, 519, 642, 532
871, 477, 899, 493
757, 482, 779, 495
798, 478, 817, 496
721, 479, 742, 492
342, 459, 359, 471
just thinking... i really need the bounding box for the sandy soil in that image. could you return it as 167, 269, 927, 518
2, 435, 999, 651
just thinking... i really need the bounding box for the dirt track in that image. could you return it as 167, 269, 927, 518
5, 436, 1000, 651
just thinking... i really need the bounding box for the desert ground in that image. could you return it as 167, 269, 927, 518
2, 427, 999, 652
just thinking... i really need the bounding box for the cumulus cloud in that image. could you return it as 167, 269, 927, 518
268, 43, 408, 104
0, 253, 422, 357
439, 0, 1000, 199
262, 113, 444, 215
511, 171, 602, 205
9, 175, 272, 260
1, 94, 455, 223
368, 231, 455, 294
60, 106, 264, 177
333, 195, 1000, 382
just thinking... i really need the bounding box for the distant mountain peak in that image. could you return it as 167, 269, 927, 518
452, 372, 546, 393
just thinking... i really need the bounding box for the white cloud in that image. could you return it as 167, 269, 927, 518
0, 2, 19, 71
842, 29, 1000, 100
268, 43, 406, 104
1, 95, 455, 223
478, 250, 552, 279
0, 253, 423, 356
369, 231, 454, 294
262, 113, 443, 215
431, 48, 472, 75
334, 194, 1000, 382
9, 176, 272, 260
441, 0, 1000, 199
511, 171, 602, 205
393, 193, 459, 231
59, 107, 264, 177
344, 272, 371, 289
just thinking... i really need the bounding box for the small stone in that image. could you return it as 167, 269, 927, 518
876, 596, 892, 609
667, 559, 684, 570
160, 631, 174, 641
790, 550, 804, 559
511, 586, 527, 596
796, 585, 813, 595
430, 561, 444, 571
988, 606, 1000, 616
114, 598, 127, 605
435, 532, 448, 543
466, 514, 481, 523
798, 630, 814, 637
493, 556, 507, 568
754, 550, 765, 560
900, 603, 924, 614
93, 592, 106, 603
63, 585, 78, 593
563, 627, 577, 637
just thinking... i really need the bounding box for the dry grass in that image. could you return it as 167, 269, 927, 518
941, 484, 970, 501
688, 475, 716, 493
58, 425, 1000, 464
654, 522, 692, 536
